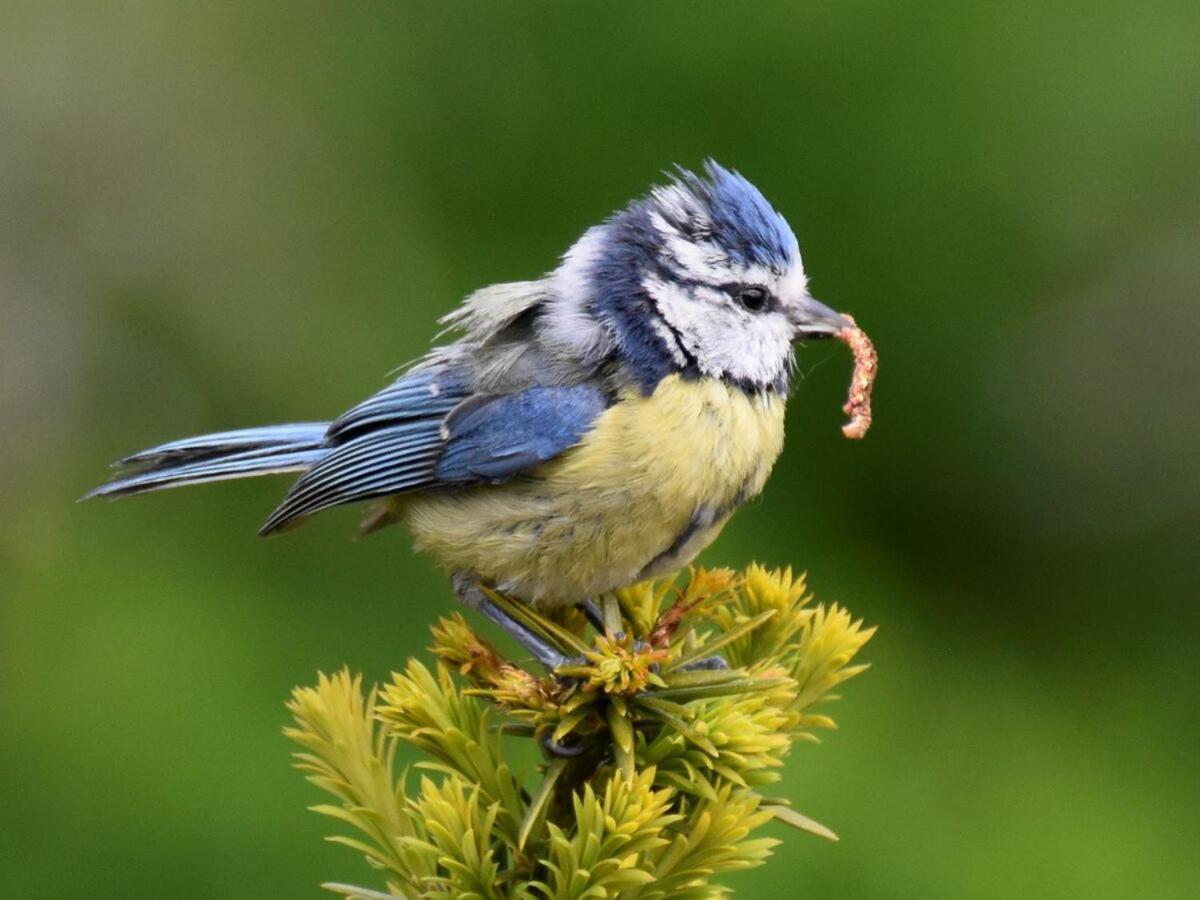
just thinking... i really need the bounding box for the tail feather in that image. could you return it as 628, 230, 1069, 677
85, 423, 330, 500
115, 423, 329, 467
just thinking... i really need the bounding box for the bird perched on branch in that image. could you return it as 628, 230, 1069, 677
87, 161, 852, 668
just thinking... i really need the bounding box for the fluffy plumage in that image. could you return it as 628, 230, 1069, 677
89, 161, 848, 607
405, 375, 785, 605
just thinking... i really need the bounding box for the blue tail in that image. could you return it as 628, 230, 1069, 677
84, 424, 330, 499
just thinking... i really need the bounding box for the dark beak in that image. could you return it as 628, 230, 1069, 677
786, 296, 852, 340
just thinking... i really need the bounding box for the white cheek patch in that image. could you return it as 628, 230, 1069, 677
645, 274, 794, 387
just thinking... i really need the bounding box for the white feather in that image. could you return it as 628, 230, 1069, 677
650, 317, 690, 368
649, 183, 706, 224
439, 280, 546, 343
644, 273, 794, 387
545, 226, 616, 364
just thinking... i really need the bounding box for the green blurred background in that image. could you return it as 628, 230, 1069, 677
3, 1, 1198, 896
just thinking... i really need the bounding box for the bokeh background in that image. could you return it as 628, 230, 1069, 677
3, 2, 1198, 897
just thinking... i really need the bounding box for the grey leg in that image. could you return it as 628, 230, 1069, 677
451, 573, 571, 671
577, 600, 604, 632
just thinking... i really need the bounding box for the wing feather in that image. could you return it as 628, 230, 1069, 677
248, 274, 615, 540
435, 385, 611, 483
259, 426, 444, 533
259, 380, 610, 534
326, 369, 469, 444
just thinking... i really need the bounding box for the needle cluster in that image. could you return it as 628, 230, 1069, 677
285, 564, 873, 898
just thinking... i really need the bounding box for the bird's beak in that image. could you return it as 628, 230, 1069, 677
787, 296, 852, 340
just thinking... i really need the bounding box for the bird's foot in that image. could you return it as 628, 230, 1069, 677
452, 573, 574, 671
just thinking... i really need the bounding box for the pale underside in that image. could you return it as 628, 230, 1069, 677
397, 374, 787, 608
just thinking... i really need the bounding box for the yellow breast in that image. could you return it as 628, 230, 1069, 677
404, 375, 786, 607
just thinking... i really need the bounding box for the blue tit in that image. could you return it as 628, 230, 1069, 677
87, 160, 851, 667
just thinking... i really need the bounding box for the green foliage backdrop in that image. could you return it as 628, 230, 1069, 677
2, 1, 1198, 897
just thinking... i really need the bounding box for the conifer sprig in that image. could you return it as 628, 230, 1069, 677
286, 564, 873, 898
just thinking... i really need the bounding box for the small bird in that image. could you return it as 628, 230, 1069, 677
88, 161, 854, 667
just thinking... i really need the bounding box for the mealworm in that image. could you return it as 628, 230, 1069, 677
837, 315, 876, 440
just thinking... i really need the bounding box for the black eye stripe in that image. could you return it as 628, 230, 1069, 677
726, 284, 772, 312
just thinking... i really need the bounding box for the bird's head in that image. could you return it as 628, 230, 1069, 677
549, 161, 848, 393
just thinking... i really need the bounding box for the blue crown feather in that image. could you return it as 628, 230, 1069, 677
656, 160, 799, 271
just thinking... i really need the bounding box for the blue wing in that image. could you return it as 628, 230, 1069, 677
258, 376, 610, 534
325, 367, 470, 442
435, 385, 611, 482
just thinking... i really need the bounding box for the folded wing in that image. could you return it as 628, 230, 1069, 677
258, 375, 610, 534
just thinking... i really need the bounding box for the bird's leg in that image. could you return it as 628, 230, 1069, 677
576, 599, 604, 632
451, 573, 572, 672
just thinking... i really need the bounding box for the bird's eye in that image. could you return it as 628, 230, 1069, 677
736, 287, 769, 312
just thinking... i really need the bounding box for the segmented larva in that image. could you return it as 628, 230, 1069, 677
838, 315, 876, 440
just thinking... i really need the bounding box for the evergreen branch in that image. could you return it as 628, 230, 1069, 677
376, 660, 526, 846
286, 563, 873, 898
